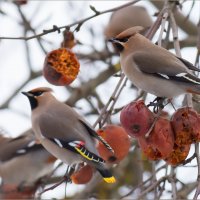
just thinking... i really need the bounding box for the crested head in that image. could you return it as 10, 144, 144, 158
22, 87, 54, 110
28, 87, 53, 94
115, 26, 144, 39
108, 26, 144, 52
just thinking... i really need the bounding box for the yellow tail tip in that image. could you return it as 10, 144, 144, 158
104, 176, 116, 184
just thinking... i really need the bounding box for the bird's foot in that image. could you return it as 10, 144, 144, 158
147, 97, 165, 113
64, 165, 75, 183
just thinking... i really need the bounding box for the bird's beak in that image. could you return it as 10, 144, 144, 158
21, 91, 34, 97
108, 38, 119, 44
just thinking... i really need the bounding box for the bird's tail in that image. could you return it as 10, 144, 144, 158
97, 168, 116, 184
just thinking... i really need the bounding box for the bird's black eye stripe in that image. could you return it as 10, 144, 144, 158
117, 37, 129, 43
29, 91, 44, 96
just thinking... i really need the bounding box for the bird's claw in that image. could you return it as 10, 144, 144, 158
147, 97, 165, 113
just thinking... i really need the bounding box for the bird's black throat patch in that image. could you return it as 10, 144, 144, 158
27, 96, 38, 110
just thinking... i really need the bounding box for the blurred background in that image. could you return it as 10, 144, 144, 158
0, 0, 200, 199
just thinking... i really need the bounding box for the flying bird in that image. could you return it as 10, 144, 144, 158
109, 26, 200, 98
22, 87, 116, 183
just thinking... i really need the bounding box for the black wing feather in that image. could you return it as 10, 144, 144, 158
155, 73, 200, 85
50, 138, 105, 164
79, 120, 114, 153
177, 57, 200, 72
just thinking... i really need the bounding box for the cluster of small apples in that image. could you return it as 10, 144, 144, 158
43, 31, 79, 86
41, 31, 199, 182
120, 100, 200, 165
70, 124, 131, 184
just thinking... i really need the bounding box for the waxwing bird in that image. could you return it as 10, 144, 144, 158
109, 26, 200, 98
0, 130, 56, 198
0, 130, 36, 162
104, 6, 153, 39
22, 87, 116, 184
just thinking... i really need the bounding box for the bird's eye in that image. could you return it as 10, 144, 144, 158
31, 91, 44, 96
117, 37, 129, 43
36, 91, 43, 96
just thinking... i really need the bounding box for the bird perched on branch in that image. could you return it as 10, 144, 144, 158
109, 26, 200, 98
0, 130, 55, 198
22, 87, 116, 184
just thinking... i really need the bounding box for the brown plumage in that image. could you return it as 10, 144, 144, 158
22, 87, 116, 183
109, 26, 200, 98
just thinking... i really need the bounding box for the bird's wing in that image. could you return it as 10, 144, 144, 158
37, 111, 107, 164
79, 120, 114, 153
38, 104, 114, 153
67, 140, 115, 183
0, 132, 41, 161
177, 57, 200, 72
133, 51, 200, 85
38, 110, 86, 141
50, 138, 105, 164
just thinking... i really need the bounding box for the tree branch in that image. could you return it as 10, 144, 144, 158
150, 1, 197, 36
66, 65, 118, 106
0, 0, 140, 40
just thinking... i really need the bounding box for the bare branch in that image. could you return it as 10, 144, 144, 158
193, 143, 200, 200
0, 0, 140, 41
66, 64, 118, 106
150, 1, 197, 36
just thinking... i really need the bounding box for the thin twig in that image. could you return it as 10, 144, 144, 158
169, 10, 181, 57
93, 73, 126, 128
0, 78, 30, 109
0, 0, 140, 41
120, 163, 167, 199
158, 12, 169, 46
0, 71, 41, 109
101, 75, 128, 126
158, 2, 169, 47
16, 5, 47, 54
39, 166, 73, 196
193, 143, 200, 200
66, 65, 118, 106
166, 36, 197, 49
169, 167, 177, 200
151, 1, 197, 36
178, 182, 197, 199
39, 177, 67, 195
152, 162, 158, 199
137, 176, 168, 199
146, 7, 167, 40
157, 165, 168, 199
182, 153, 196, 165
